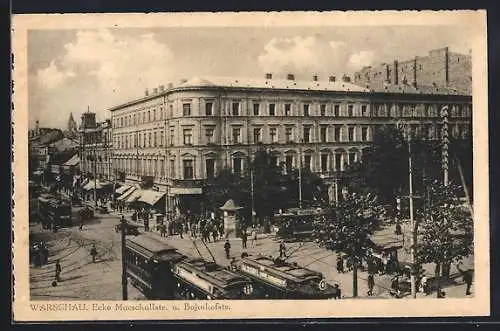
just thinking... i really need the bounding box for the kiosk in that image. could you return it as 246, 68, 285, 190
220, 199, 243, 238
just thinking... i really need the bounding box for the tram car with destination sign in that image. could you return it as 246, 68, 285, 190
236, 255, 339, 299
125, 234, 186, 299
172, 258, 257, 300
125, 234, 257, 300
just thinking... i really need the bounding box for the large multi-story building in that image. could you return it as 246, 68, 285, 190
78, 112, 113, 181
109, 52, 472, 213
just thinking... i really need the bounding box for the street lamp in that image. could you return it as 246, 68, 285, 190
396, 119, 417, 299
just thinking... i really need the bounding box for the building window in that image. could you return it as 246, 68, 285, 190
148, 111, 151, 122
335, 153, 342, 171
153, 109, 156, 121
148, 133, 152, 147
183, 103, 191, 116
285, 156, 294, 174
206, 159, 215, 179
253, 128, 262, 143
285, 104, 291, 116
183, 129, 193, 145
348, 152, 356, 165
133, 114, 136, 125
205, 128, 214, 144
153, 132, 157, 147
320, 104, 326, 116
320, 126, 327, 143
303, 104, 310, 117
348, 127, 355, 141
303, 127, 311, 143
232, 102, 240, 116
320, 154, 328, 172
183, 160, 194, 179
270, 127, 278, 143
169, 105, 174, 118
285, 127, 293, 143
120, 118, 123, 126
169, 129, 175, 146
233, 158, 242, 176
347, 104, 354, 117
253, 103, 260, 116
334, 105, 340, 117
269, 103, 276, 116
169, 159, 175, 178
205, 102, 213, 116
361, 105, 368, 117
232, 127, 241, 144
159, 131, 164, 147
361, 127, 368, 141
304, 155, 312, 171
143, 112, 146, 123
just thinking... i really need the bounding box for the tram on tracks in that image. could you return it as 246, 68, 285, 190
125, 234, 257, 300
273, 207, 329, 242
236, 254, 339, 299
37, 194, 72, 228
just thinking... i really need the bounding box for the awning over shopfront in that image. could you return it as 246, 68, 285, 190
169, 187, 203, 195
137, 190, 166, 206
82, 180, 113, 191
125, 189, 142, 203
63, 154, 80, 167
116, 187, 136, 201
115, 184, 132, 195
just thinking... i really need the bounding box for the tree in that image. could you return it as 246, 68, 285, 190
416, 181, 474, 297
313, 192, 386, 297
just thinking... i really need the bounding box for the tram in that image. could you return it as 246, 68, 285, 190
125, 234, 186, 299
36, 194, 72, 228
125, 234, 257, 300
236, 254, 339, 299
173, 258, 256, 300
273, 208, 329, 241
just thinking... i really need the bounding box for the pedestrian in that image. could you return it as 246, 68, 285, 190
456, 262, 473, 295
224, 239, 231, 259
390, 276, 400, 298
333, 284, 341, 299
336, 254, 344, 274
179, 222, 184, 239
41, 242, 49, 265
420, 274, 429, 295
160, 223, 167, 237
90, 244, 98, 263
279, 240, 286, 259
79, 215, 84, 230
212, 228, 218, 243
367, 273, 375, 296
144, 218, 149, 232
55, 259, 62, 282
241, 230, 247, 249
251, 227, 257, 247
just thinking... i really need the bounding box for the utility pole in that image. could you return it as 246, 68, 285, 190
407, 131, 417, 299
250, 168, 255, 225
298, 141, 303, 209
93, 132, 98, 208
441, 106, 450, 186
121, 216, 128, 300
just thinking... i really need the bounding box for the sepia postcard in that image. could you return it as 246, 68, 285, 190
11, 10, 489, 321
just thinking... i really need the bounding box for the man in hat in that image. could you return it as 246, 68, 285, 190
55, 259, 62, 282
224, 239, 231, 259
90, 244, 98, 263
367, 273, 375, 296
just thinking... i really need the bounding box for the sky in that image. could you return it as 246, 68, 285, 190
27, 25, 473, 130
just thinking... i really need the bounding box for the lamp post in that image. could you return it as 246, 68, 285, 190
121, 216, 128, 300
298, 139, 303, 209
396, 120, 417, 299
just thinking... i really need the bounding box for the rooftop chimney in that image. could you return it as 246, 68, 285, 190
312, 75, 319, 81
167, 82, 173, 89
159, 85, 165, 92
153, 87, 158, 94
180, 78, 188, 84
342, 75, 351, 83
145, 88, 149, 96
329, 75, 336, 82
265, 73, 272, 79
287, 74, 295, 81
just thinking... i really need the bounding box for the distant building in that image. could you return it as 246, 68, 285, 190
354, 47, 472, 95
78, 112, 113, 180
109, 57, 471, 214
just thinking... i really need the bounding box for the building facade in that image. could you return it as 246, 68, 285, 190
78, 112, 113, 181
109, 67, 472, 213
